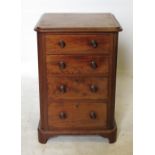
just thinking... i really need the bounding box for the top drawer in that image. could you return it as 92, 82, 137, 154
45, 34, 113, 54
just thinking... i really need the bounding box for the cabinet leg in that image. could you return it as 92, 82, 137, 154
38, 128, 48, 144
100, 123, 117, 143
108, 134, 117, 143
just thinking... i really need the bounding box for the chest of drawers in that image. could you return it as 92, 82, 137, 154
34, 13, 122, 144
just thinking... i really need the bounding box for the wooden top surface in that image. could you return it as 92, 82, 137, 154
34, 13, 122, 32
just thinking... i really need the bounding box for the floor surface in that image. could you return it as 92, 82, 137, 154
21, 71, 133, 155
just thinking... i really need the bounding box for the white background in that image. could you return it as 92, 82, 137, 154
1, 0, 155, 155
22, 0, 133, 76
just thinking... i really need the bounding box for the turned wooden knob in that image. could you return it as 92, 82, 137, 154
90, 40, 98, 48
59, 85, 66, 93
59, 112, 67, 119
90, 84, 98, 93
90, 61, 97, 69
89, 111, 97, 119
58, 40, 65, 48
59, 61, 66, 69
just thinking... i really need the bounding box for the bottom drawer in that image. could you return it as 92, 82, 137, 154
48, 102, 107, 130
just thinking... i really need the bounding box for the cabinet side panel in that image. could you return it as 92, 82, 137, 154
37, 32, 48, 130
107, 33, 118, 129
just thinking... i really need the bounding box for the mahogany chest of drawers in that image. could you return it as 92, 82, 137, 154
34, 13, 122, 143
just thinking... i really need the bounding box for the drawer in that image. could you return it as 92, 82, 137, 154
46, 55, 109, 75
48, 102, 107, 129
47, 77, 108, 100
45, 34, 113, 54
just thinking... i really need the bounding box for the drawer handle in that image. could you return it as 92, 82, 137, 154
59, 112, 67, 119
90, 84, 98, 93
59, 61, 66, 69
59, 85, 66, 93
90, 40, 98, 48
58, 40, 65, 48
89, 111, 97, 119
90, 61, 97, 69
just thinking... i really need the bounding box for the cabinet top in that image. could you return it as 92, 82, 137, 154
34, 13, 122, 32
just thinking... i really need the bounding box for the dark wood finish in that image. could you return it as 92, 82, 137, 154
45, 34, 113, 54
34, 13, 122, 32
47, 77, 108, 100
35, 13, 122, 144
48, 102, 107, 130
38, 120, 117, 143
107, 33, 119, 129
46, 55, 109, 76
37, 32, 48, 130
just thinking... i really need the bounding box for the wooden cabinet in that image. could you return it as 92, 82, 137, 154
34, 13, 122, 144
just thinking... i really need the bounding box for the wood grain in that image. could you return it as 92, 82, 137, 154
47, 77, 108, 100
35, 13, 122, 143
37, 32, 48, 130
34, 13, 122, 32
46, 55, 109, 76
45, 34, 113, 54
48, 102, 107, 130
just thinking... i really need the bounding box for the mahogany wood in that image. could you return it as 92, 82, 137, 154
35, 13, 122, 144
48, 102, 107, 130
45, 34, 113, 54
46, 55, 109, 76
47, 77, 108, 100
34, 13, 122, 32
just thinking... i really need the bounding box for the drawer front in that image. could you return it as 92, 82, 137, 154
46, 55, 109, 75
45, 34, 113, 54
48, 102, 107, 129
47, 77, 108, 100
